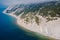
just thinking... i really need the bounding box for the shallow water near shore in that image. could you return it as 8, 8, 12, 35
0, 7, 55, 40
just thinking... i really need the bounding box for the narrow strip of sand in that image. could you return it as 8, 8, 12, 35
5, 12, 60, 39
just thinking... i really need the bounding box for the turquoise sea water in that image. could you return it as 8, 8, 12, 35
0, 5, 40, 40
0, 4, 53, 40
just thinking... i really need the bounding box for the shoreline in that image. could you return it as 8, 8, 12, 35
4, 13, 59, 40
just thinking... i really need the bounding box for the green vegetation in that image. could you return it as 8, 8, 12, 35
16, 1, 60, 24
35, 16, 40, 25
24, 4, 60, 25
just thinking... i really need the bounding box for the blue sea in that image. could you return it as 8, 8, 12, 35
0, 4, 50, 40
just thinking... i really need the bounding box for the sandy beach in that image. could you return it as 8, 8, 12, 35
5, 12, 60, 39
